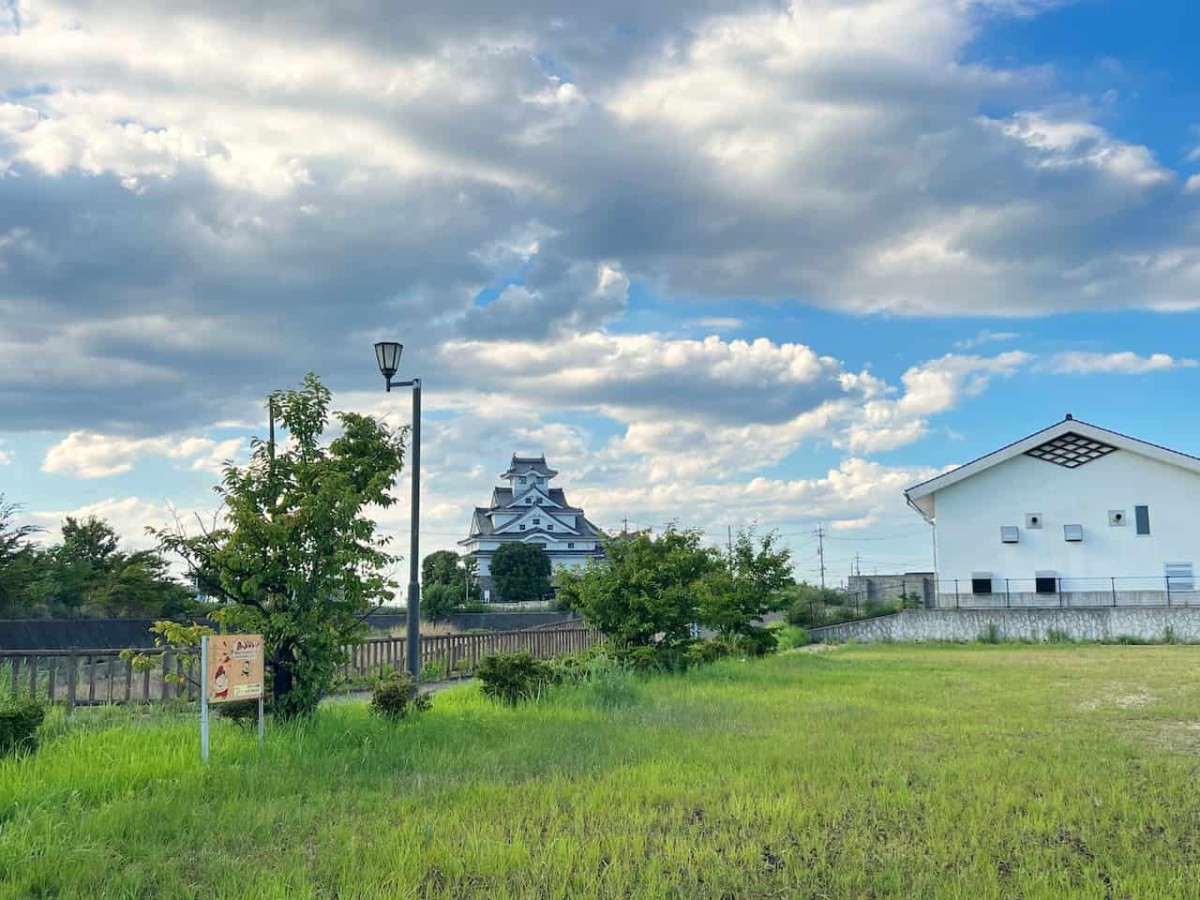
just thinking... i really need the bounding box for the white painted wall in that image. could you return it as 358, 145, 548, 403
933, 450, 1200, 590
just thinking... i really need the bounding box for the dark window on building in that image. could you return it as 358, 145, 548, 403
568, 542, 575, 549
533, 517, 540, 525
519, 476, 526, 484
1135, 505, 1150, 535
971, 577, 992, 595
520, 524, 526, 531
1035, 576, 1057, 594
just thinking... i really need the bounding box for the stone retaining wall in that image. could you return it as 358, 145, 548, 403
808, 607, 1200, 644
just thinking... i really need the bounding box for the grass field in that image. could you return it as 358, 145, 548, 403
4, 644, 1200, 898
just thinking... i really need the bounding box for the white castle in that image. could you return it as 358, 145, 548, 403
459, 454, 604, 600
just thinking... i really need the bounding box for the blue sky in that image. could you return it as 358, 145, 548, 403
2, 0, 1199, 586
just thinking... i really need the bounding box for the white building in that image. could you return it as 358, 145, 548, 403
904, 415, 1200, 607
459, 454, 604, 601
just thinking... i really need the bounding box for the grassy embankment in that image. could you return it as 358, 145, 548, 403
4, 644, 1200, 898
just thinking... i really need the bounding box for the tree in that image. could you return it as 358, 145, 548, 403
60, 516, 120, 573
490, 542, 552, 603
558, 526, 721, 647
697, 527, 793, 640
422, 550, 461, 588
152, 374, 407, 718
0, 497, 42, 618
421, 582, 462, 623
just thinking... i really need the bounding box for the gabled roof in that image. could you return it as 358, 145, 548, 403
500, 454, 558, 480
904, 415, 1200, 521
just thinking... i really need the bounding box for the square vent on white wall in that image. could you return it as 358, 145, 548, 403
1025, 513, 1043, 529
1064, 524, 1083, 542
1109, 510, 1126, 526
1000, 526, 1020, 544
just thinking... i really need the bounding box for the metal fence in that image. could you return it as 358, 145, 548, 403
931, 575, 1200, 609
0, 627, 603, 713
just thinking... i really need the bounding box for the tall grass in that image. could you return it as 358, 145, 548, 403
4, 645, 1200, 897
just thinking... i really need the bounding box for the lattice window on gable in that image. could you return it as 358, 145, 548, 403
1025, 432, 1116, 469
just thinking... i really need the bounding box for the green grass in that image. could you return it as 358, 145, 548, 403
5, 645, 1200, 898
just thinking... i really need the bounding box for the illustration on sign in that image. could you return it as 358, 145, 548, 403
206, 634, 264, 704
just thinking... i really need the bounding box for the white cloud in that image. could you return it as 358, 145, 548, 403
42, 431, 243, 478
842, 352, 1032, 453
27, 496, 203, 552
954, 329, 1020, 350
1042, 351, 1198, 375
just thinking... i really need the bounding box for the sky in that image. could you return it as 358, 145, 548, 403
3, 0, 1200, 588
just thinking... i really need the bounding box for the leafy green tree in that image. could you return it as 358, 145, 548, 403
421, 582, 463, 623
86, 551, 195, 618
558, 526, 721, 647
60, 516, 120, 573
698, 527, 793, 640
153, 374, 408, 718
490, 542, 552, 603
0, 497, 43, 617
422, 550, 462, 587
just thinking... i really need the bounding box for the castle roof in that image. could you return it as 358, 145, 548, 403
500, 454, 558, 480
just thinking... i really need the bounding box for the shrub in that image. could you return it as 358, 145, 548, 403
977, 622, 1001, 644
1045, 628, 1074, 644
0, 695, 46, 757
218, 698, 262, 729
1164, 626, 1181, 645
773, 625, 809, 651
477, 651, 553, 706
729, 626, 778, 657
685, 640, 733, 668
371, 670, 433, 720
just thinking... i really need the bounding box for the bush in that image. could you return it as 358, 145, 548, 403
773, 625, 809, 650
684, 640, 733, 668
977, 622, 1001, 644
0, 695, 46, 757
477, 651, 553, 706
729, 626, 778, 657
218, 698, 262, 729
371, 670, 433, 720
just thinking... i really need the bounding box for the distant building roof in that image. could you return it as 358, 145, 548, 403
500, 454, 559, 480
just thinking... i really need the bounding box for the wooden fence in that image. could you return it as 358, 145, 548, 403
0, 627, 602, 713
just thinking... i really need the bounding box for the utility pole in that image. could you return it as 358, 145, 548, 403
854, 553, 861, 577
817, 524, 826, 589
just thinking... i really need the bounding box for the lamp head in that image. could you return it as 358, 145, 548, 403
374, 341, 403, 380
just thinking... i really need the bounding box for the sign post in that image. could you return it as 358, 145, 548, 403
200, 633, 265, 763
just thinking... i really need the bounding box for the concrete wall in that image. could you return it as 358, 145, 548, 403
933, 449, 1200, 597
808, 607, 1200, 644
847, 573, 934, 605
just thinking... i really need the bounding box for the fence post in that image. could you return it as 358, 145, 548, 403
1111, 577, 1117, 606
955, 580, 960, 609
1167, 576, 1173, 608
66, 651, 78, 715
1005, 579, 1011, 608
1058, 578, 1063, 608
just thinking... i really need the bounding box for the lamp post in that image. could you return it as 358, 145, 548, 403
374, 341, 422, 679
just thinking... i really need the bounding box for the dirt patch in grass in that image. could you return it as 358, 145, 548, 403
1079, 685, 1158, 711
1146, 721, 1200, 754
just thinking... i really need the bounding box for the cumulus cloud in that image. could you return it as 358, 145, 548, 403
27, 496, 204, 552
42, 431, 243, 478
1041, 351, 1199, 375
0, 0, 1199, 438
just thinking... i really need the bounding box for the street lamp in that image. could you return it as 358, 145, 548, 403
374, 340, 422, 679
